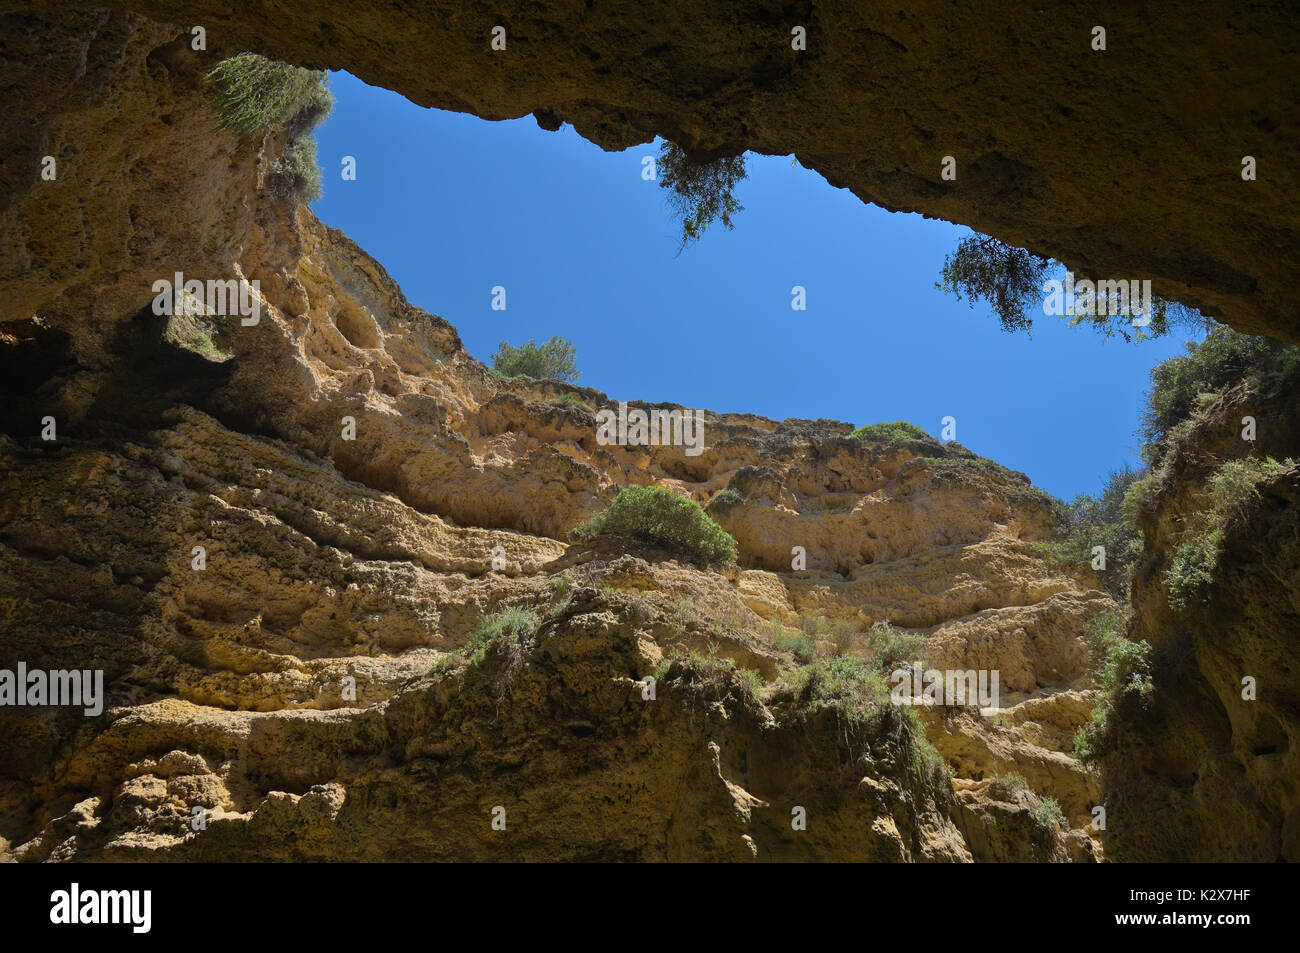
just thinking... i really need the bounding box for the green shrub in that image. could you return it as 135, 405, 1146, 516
1208, 456, 1293, 522
793, 613, 860, 658
1031, 796, 1067, 830
572, 485, 738, 566
1075, 623, 1152, 765
1098, 635, 1153, 699
775, 632, 818, 664
1164, 456, 1293, 611
775, 655, 891, 728
709, 487, 743, 507
207, 53, 332, 132
468, 607, 538, 664
1165, 535, 1220, 611
863, 621, 927, 675
993, 772, 1029, 794
1142, 327, 1300, 455
850, 421, 931, 442
1046, 467, 1145, 601
264, 137, 322, 202
491, 336, 580, 382
658, 141, 746, 247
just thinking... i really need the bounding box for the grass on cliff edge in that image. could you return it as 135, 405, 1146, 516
207, 54, 333, 132
572, 485, 738, 567
1073, 610, 1153, 765
206, 53, 332, 203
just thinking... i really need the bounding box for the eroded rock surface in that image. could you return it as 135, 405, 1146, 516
5, 0, 1296, 340
1, 5, 1291, 862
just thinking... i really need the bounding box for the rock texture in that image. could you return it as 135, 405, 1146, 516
0, 4, 1292, 863
1096, 371, 1300, 861
0, 8, 1123, 862
4, 0, 1295, 342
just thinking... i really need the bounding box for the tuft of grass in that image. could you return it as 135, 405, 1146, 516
554, 392, 590, 411
572, 485, 738, 567
1031, 796, 1067, 830
467, 607, 538, 665
993, 772, 1029, 794
206, 53, 332, 133
772, 655, 891, 730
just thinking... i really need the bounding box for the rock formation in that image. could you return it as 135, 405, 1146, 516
0, 5, 1293, 862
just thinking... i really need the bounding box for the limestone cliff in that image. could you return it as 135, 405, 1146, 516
0, 5, 1291, 863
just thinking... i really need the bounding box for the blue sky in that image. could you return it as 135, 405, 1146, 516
311, 70, 1201, 501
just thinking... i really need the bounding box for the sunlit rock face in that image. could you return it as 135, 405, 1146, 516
0, 6, 1292, 862
12, 0, 1296, 341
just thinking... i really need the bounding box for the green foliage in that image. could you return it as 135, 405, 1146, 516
993, 772, 1030, 794
1031, 796, 1067, 830
906, 708, 954, 778
554, 392, 590, 410
938, 232, 1207, 341
937, 234, 1053, 334
1207, 456, 1293, 523
1164, 456, 1293, 610
863, 621, 927, 675
657, 141, 747, 247
1165, 534, 1221, 611
206, 53, 331, 206
206, 53, 333, 132
264, 137, 322, 203
550, 575, 571, 597
1075, 619, 1152, 765
491, 336, 580, 382
849, 421, 932, 442
655, 648, 760, 702
709, 487, 743, 507
775, 655, 891, 728
775, 632, 818, 664
1098, 633, 1153, 699
467, 607, 538, 664
1046, 466, 1145, 600
572, 485, 738, 566
1142, 327, 1300, 455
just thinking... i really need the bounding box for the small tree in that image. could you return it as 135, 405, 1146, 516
658, 141, 747, 247
937, 234, 1053, 333
938, 232, 1208, 340
491, 336, 580, 382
